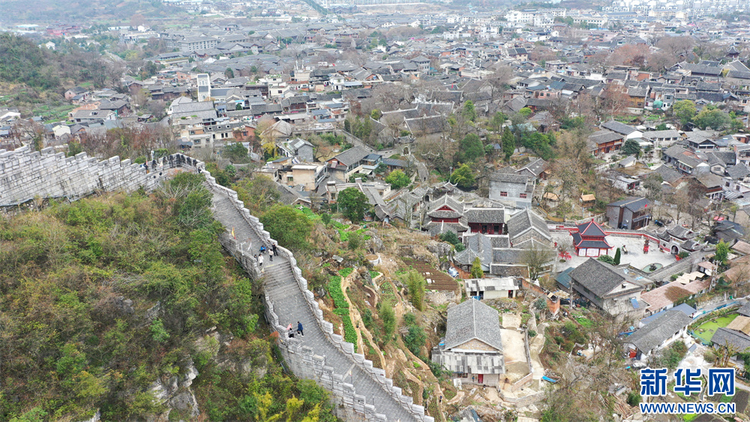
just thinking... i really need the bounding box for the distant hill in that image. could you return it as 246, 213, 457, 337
0, 33, 111, 92
0, 0, 180, 24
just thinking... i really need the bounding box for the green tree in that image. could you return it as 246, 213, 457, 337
673, 100, 696, 126
402, 314, 427, 357
462, 100, 477, 122
400, 270, 425, 311
621, 139, 641, 156
502, 127, 516, 161
518, 107, 533, 118
715, 239, 729, 265
337, 187, 369, 222
598, 255, 616, 265
491, 111, 507, 132
457, 133, 485, 163
449, 164, 476, 189
259, 205, 314, 250
224, 142, 249, 162
234, 175, 281, 215
694, 108, 731, 130
385, 169, 410, 190
379, 300, 396, 344
614, 248, 621, 265
370, 109, 382, 120
225, 67, 234, 79
471, 257, 484, 278
348, 231, 363, 250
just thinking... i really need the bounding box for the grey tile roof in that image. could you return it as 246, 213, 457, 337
427, 194, 464, 215
330, 146, 369, 166
608, 197, 650, 213
601, 120, 638, 136
517, 158, 548, 178
455, 233, 493, 268
444, 299, 503, 352
589, 130, 624, 145
464, 207, 505, 224
727, 164, 750, 180
569, 258, 643, 299
654, 164, 683, 184
491, 168, 533, 186
711, 327, 750, 350
507, 209, 551, 243
626, 310, 691, 353
490, 236, 510, 248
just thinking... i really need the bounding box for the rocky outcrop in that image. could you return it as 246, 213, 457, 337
149, 360, 200, 419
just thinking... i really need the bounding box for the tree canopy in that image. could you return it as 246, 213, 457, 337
0, 177, 336, 421
673, 100, 696, 126
337, 187, 369, 222
456, 133, 485, 163
385, 169, 410, 190
502, 127, 516, 161
621, 139, 641, 156
449, 164, 476, 189
259, 205, 314, 250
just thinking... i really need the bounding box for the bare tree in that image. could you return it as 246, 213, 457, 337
521, 245, 555, 280
486, 66, 514, 103
600, 84, 630, 119
655, 36, 695, 61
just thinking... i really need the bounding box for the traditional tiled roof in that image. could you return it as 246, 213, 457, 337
444, 299, 503, 352
608, 197, 650, 213
464, 207, 504, 224
329, 146, 369, 167
601, 120, 639, 136
625, 310, 691, 353
507, 209, 551, 243
569, 258, 643, 299
713, 327, 750, 350
576, 219, 607, 238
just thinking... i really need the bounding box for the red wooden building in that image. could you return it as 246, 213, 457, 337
571, 220, 611, 257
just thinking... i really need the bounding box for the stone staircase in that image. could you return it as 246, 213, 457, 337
200, 160, 433, 422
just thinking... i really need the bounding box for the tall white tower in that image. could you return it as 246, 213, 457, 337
196, 73, 211, 102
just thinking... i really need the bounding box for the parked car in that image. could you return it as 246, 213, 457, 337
654, 219, 664, 227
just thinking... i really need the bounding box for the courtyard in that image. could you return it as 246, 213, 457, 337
551, 231, 677, 271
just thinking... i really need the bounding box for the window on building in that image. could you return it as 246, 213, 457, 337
520, 193, 528, 199
500, 191, 508, 197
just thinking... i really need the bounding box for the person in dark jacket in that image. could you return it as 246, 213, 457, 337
297, 321, 304, 336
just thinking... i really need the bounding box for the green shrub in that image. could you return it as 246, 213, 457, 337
327, 276, 348, 308
627, 391, 641, 406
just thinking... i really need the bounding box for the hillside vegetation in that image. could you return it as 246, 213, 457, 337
0, 33, 113, 92
0, 173, 338, 421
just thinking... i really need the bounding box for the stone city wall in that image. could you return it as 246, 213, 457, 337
0, 147, 175, 207
0, 148, 433, 422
